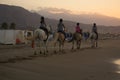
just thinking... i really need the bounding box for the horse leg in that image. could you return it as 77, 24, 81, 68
34, 46, 37, 55
39, 41, 43, 54
44, 41, 48, 55
59, 42, 61, 52
43, 42, 46, 55
94, 40, 96, 47
42, 41, 46, 56
62, 42, 65, 51
77, 40, 81, 49
53, 42, 57, 53
45, 41, 49, 53
72, 40, 74, 50
91, 40, 94, 48
61, 41, 65, 53
76, 41, 79, 49
33, 45, 37, 55
32, 40, 38, 55
93, 40, 96, 48
95, 40, 98, 47
44, 41, 49, 56
80, 40, 81, 48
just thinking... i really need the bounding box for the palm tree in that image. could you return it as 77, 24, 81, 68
10, 22, 16, 29
1, 22, 8, 29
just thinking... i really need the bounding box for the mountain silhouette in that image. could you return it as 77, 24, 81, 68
0, 4, 120, 33
36, 7, 120, 26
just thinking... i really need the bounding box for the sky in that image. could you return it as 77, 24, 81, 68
0, 0, 120, 18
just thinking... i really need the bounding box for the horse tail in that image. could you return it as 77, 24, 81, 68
67, 33, 74, 42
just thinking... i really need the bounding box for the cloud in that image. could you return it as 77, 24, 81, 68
35, 7, 120, 26
38, 7, 72, 14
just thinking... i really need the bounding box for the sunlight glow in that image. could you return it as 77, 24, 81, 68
113, 59, 120, 74
0, 0, 120, 18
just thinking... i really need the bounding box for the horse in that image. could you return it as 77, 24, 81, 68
71, 32, 82, 50
90, 32, 98, 48
52, 32, 65, 53
32, 25, 51, 55
24, 30, 33, 45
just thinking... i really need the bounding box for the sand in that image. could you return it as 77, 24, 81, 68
0, 39, 120, 80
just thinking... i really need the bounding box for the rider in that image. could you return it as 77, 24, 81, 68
57, 18, 66, 38
39, 16, 48, 36
92, 23, 98, 39
75, 22, 82, 35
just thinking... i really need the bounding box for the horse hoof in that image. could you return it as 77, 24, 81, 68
40, 51, 42, 54
72, 47, 74, 50
71, 49, 73, 51
34, 51, 37, 55
45, 54, 49, 57
59, 50, 62, 52
54, 51, 57, 54
77, 47, 80, 49
62, 51, 66, 54
44, 52, 46, 55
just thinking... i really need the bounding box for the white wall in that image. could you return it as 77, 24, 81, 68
0, 30, 16, 44
0, 30, 33, 44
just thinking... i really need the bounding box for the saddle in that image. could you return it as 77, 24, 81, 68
58, 31, 66, 38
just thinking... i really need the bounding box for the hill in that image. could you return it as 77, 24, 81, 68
0, 4, 120, 33
36, 7, 120, 26
0, 4, 41, 29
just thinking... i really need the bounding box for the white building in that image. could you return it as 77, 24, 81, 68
0, 30, 33, 44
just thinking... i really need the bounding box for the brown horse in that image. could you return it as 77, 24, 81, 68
71, 32, 82, 49
52, 32, 65, 53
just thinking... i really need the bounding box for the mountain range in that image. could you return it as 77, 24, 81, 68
0, 4, 120, 33
36, 7, 120, 26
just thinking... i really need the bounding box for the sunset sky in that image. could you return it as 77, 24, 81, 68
0, 0, 120, 18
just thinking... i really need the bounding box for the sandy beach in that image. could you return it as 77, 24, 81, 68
0, 39, 120, 80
